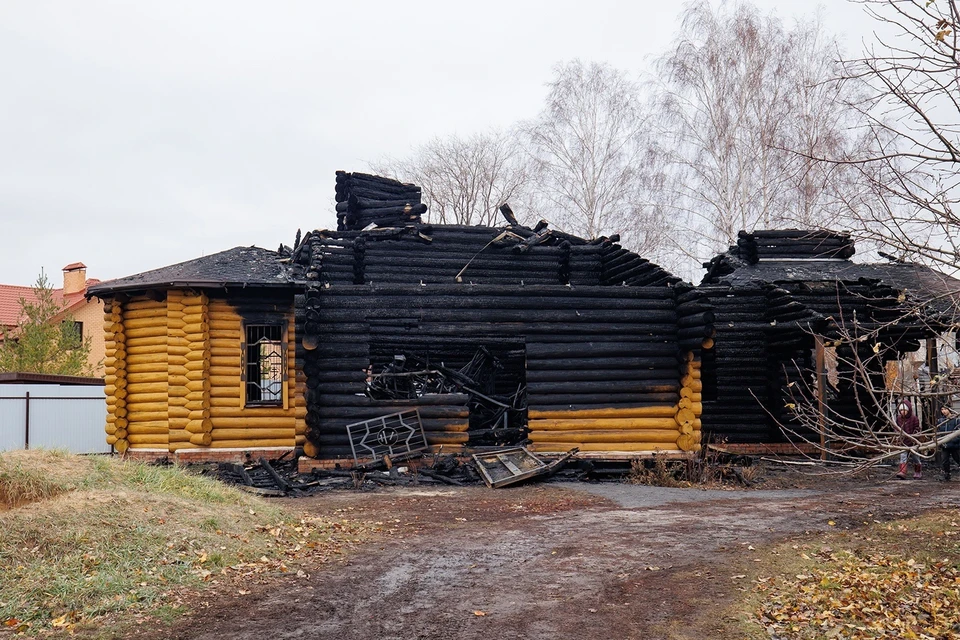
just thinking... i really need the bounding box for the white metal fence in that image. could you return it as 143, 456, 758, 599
0, 383, 109, 454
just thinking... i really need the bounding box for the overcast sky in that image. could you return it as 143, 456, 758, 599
0, 0, 873, 286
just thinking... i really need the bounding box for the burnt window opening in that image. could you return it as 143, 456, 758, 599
244, 324, 285, 406
62, 320, 83, 349
364, 342, 528, 446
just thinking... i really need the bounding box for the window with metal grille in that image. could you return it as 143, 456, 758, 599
244, 324, 284, 406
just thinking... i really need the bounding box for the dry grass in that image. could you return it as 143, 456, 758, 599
624, 448, 758, 489
0, 450, 378, 636
0, 449, 84, 509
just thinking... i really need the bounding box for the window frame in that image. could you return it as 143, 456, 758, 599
240, 320, 288, 409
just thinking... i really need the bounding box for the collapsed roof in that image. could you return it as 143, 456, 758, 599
702, 229, 960, 324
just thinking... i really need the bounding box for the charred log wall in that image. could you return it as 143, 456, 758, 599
772, 280, 925, 438
335, 171, 424, 230
737, 230, 856, 261
600, 244, 682, 287
293, 224, 681, 289
697, 287, 777, 444
701, 278, 929, 446
308, 225, 605, 286
300, 284, 703, 459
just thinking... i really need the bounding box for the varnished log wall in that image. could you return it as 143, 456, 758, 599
122, 298, 169, 449
207, 298, 297, 449
167, 291, 190, 449
103, 300, 128, 452
183, 293, 211, 446
101, 291, 298, 453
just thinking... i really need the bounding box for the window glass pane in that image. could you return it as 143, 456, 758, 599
246, 324, 283, 405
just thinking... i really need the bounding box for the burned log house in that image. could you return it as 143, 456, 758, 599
698, 229, 960, 453
89, 172, 711, 462
300, 172, 709, 459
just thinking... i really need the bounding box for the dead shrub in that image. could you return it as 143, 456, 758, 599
350, 470, 366, 490
626, 454, 687, 487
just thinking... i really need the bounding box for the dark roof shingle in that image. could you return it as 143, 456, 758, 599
87, 246, 297, 297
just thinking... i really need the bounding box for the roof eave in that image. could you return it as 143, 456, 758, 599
86, 280, 300, 299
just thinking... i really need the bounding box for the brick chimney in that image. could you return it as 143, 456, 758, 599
62, 262, 87, 294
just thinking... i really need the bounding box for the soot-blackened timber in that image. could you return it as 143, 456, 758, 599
698, 229, 960, 449
295, 172, 708, 459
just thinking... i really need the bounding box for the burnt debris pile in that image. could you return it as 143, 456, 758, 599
336, 171, 426, 231
364, 347, 526, 447
212, 454, 485, 494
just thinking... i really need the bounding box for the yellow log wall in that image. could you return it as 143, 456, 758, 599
675, 356, 703, 452
182, 292, 212, 447
206, 299, 297, 449
295, 364, 307, 447
101, 291, 297, 454
122, 298, 168, 450
527, 352, 703, 454
167, 291, 191, 448
103, 300, 127, 452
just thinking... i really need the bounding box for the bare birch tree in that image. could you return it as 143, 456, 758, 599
374, 129, 536, 227
768, 0, 960, 469
650, 2, 876, 266
521, 61, 673, 261
839, 0, 960, 271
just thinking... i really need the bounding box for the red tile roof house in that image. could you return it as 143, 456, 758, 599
0, 263, 105, 375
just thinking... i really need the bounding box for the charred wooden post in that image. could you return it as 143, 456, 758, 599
558, 240, 571, 285
353, 235, 366, 285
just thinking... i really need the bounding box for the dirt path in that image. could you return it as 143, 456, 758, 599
150, 477, 960, 640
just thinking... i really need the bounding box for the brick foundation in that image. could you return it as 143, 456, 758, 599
121, 447, 296, 465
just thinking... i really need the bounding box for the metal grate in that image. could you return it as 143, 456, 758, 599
245, 324, 284, 405
346, 409, 429, 465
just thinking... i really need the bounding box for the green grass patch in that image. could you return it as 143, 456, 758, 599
0, 450, 378, 636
